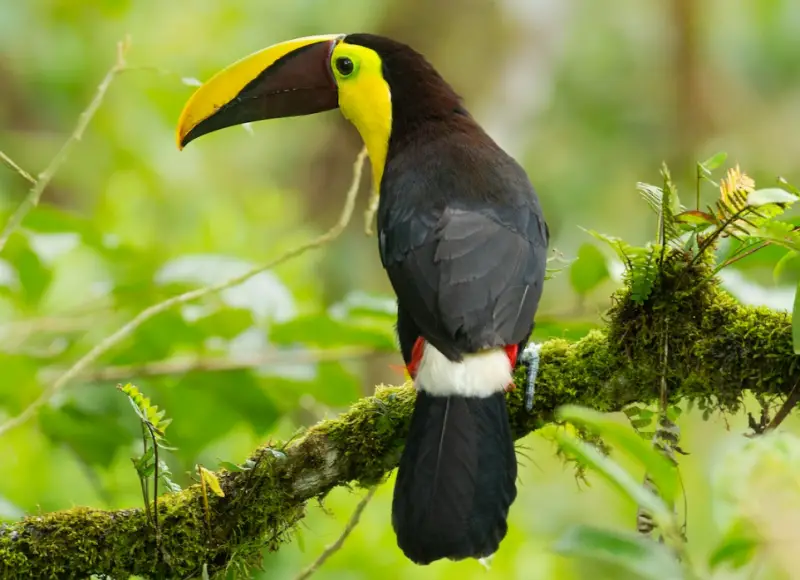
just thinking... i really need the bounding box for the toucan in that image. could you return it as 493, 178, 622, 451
176, 33, 549, 565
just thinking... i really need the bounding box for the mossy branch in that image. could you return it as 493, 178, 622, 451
0, 253, 796, 579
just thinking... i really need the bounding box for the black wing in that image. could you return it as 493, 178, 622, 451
380, 198, 547, 360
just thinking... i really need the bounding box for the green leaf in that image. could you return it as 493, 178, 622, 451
138, 446, 156, 467
39, 405, 133, 468
793, 281, 800, 355
23, 205, 105, 248
667, 405, 682, 421
773, 251, 800, 284
582, 229, 631, 264
191, 308, 255, 340
754, 221, 800, 252
630, 417, 653, 429
185, 370, 280, 434
623, 406, 643, 418
557, 406, 678, 507
554, 525, 683, 580
270, 314, 395, 350
674, 210, 716, 226
747, 188, 798, 207
160, 476, 182, 494
569, 243, 610, 296
158, 371, 270, 457
316, 362, 362, 406
199, 466, 225, 497
708, 524, 759, 571
217, 460, 244, 472
295, 527, 306, 553
133, 454, 156, 478
555, 429, 673, 524
3, 233, 52, 306
700, 151, 728, 173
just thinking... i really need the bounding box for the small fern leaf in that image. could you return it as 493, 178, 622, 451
117, 383, 173, 440
659, 164, 681, 245
582, 228, 635, 270
637, 182, 664, 216
629, 245, 659, 304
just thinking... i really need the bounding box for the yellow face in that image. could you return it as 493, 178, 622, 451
330, 41, 392, 190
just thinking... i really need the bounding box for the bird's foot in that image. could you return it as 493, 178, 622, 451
518, 343, 541, 413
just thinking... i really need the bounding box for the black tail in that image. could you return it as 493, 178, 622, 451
391, 391, 517, 565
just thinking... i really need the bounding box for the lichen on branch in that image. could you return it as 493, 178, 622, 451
0, 252, 797, 579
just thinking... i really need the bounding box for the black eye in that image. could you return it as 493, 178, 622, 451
336, 57, 354, 76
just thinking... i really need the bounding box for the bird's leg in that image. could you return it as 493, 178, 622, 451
518, 343, 541, 413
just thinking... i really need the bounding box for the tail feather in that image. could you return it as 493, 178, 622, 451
392, 391, 517, 564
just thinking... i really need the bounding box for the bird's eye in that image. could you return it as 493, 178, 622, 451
336, 57, 354, 76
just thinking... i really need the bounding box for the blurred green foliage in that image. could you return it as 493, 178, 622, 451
2, 1, 800, 579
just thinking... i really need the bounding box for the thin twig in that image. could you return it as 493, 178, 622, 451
144, 422, 160, 545
0, 147, 368, 438
688, 205, 751, 267
714, 223, 800, 274
364, 187, 380, 236
766, 381, 800, 432
0, 37, 130, 254
41, 346, 388, 383
139, 422, 152, 526
0, 150, 36, 185
713, 240, 770, 273
294, 486, 378, 580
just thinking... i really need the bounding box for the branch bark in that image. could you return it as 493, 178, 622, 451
0, 258, 796, 578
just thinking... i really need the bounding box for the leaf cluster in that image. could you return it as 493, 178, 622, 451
553, 404, 800, 579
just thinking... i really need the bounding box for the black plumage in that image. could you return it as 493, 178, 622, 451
343, 34, 549, 565
392, 391, 517, 565
378, 129, 548, 360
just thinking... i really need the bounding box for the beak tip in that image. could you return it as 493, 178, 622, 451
176, 127, 188, 151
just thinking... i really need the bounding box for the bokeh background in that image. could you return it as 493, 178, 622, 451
2, 0, 800, 578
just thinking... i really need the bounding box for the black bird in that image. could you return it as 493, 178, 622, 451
176, 33, 549, 565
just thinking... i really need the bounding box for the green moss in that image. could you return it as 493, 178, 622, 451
604, 250, 795, 415
320, 385, 416, 487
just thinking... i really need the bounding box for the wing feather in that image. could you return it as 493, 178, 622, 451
383, 205, 546, 355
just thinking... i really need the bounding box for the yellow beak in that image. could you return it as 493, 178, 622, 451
176, 34, 344, 149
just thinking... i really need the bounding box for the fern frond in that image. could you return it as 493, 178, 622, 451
628, 245, 660, 304
637, 164, 683, 249
118, 383, 172, 442
583, 229, 636, 270
637, 182, 663, 216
